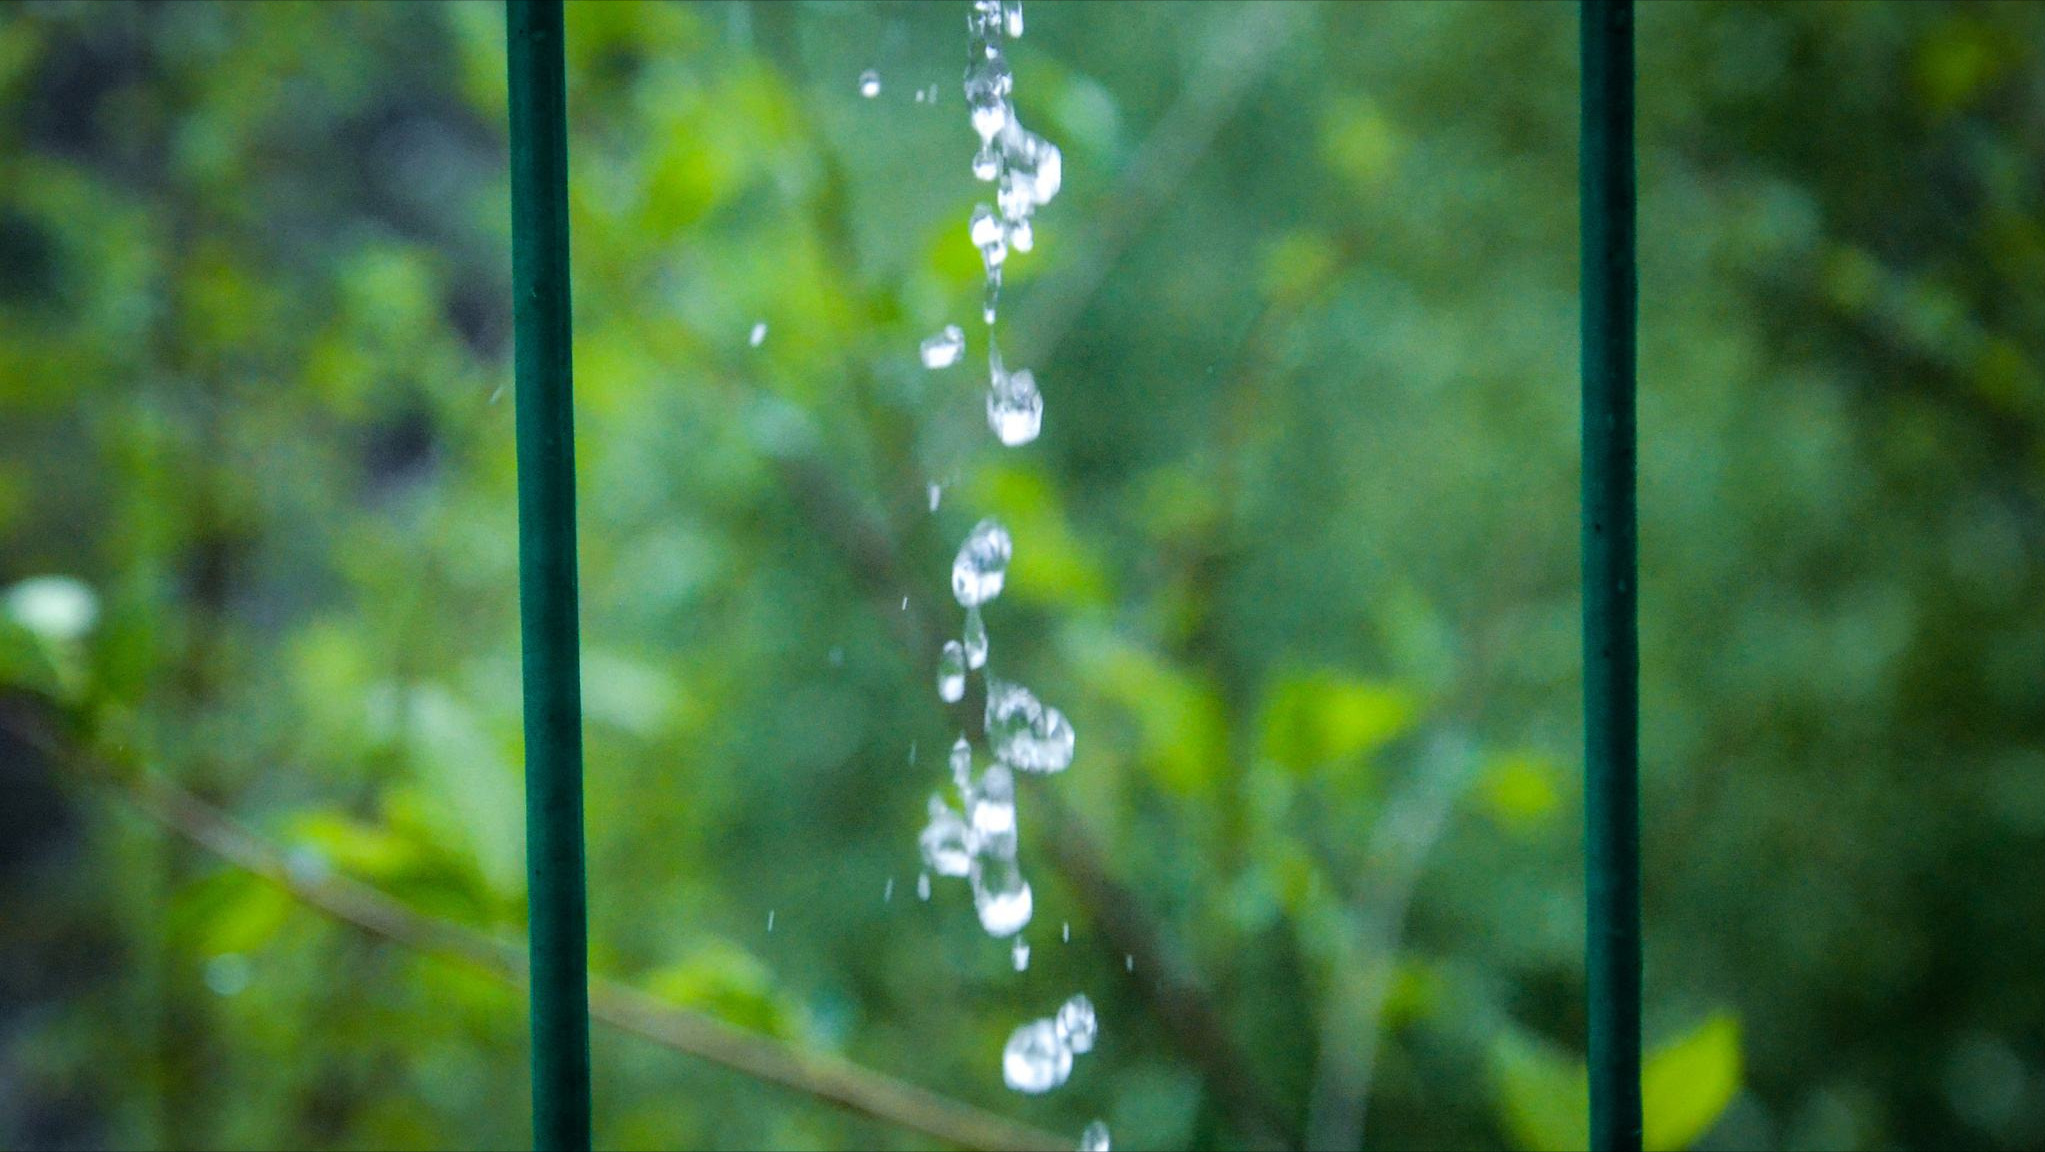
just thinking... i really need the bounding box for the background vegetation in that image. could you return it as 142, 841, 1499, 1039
4, 1, 2044, 1149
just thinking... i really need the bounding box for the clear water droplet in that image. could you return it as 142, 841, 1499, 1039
918, 871, 932, 900
749, 321, 768, 347
908, 740, 918, 765
962, 604, 988, 669
985, 679, 1075, 772
884, 877, 895, 902
951, 518, 1012, 607
920, 324, 966, 368
1013, 937, 1031, 971
970, 204, 1007, 270
828, 646, 845, 667
972, 145, 1000, 181
1079, 1120, 1111, 1151
987, 365, 1043, 446
970, 763, 1018, 859
1125, 954, 1134, 972
767, 909, 776, 932
928, 483, 943, 512
1004, 0, 1025, 38
1062, 921, 1070, 943
859, 69, 882, 98
1002, 1018, 1073, 1094
971, 855, 1032, 936
920, 796, 974, 877
1055, 994, 1097, 1054
950, 735, 974, 793
938, 640, 967, 703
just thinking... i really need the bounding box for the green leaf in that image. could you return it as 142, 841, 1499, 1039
1491, 1031, 1588, 1152
1490, 1016, 1743, 1152
1643, 1014, 1743, 1152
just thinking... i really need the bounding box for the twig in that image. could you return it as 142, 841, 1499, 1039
15, 713, 1064, 1152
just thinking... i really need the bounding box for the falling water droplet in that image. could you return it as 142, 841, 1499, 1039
971, 855, 1032, 936
950, 735, 974, 793
938, 640, 967, 703
1062, 921, 1070, 943
908, 740, 919, 765
987, 365, 1043, 447
972, 145, 1000, 181
970, 763, 1018, 859
1125, 954, 1134, 972
1003, 0, 1025, 38
928, 483, 943, 512
1055, 994, 1097, 1054
767, 909, 776, 932
884, 877, 895, 902
920, 796, 974, 877
962, 604, 988, 669
1001, 1018, 1073, 1094
902, 595, 910, 611
1079, 1120, 1111, 1151
920, 324, 966, 368
951, 518, 1013, 606
1013, 937, 1031, 971
918, 871, 932, 900
859, 69, 882, 98
985, 679, 1075, 772
828, 646, 845, 667
749, 321, 768, 347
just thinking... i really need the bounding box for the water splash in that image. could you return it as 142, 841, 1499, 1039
938, 640, 967, 703
985, 678, 1076, 773
950, 518, 1012, 606
971, 855, 1032, 936
1055, 994, 1097, 1054
1079, 1121, 1111, 1151
920, 324, 966, 368
986, 350, 1043, 446
920, 796, 973, 877
962, 604, 988, 669
1002, 1018, 1073, 1094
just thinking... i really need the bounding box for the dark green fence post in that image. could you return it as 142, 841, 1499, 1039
506, 1, 592, 1148
1581, 1, 1640, 1149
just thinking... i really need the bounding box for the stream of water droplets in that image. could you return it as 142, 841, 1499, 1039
906, 4, 1105, 1146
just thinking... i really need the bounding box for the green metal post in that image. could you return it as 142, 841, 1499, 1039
1581, 2, 1640, 1150
506, 2, 591, 1149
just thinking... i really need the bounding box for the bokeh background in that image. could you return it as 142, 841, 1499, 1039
4, 1, 2045, 1149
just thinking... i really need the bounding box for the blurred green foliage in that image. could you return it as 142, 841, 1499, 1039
2, 2, 2043, 1149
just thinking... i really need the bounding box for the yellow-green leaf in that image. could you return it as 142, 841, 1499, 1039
1643, 1014, 1742, 1152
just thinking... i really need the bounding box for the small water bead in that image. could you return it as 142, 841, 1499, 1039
920, 324, 966, 369
1001, 1019, 1072, 1094
1013, 937, 1031, 971
748, 321, 768, 347
1061, 921, 1070, 943
951, 518, 1012, 607
970, 763, 1018, 859
1004, 0, 1025, 38
1055, 994, 1097, 1054
937, 640, 967, 703
918, 872, 932, 900
920, 797, 973, 877
972, 146, 999, 181
884, 878, 895, 902
1079, 1121, 1111, 1151
987, 365, 1043, 447
962, 605, 988, 669
971, 855, 1032, 936
858, 69, 882, 98
970, 205, 1007, 270
985, 679, 1076, 772
950, 735, 974, 794
928, 483, 943, 512
767, 909, 776, 932
1010, 217, 1033, 253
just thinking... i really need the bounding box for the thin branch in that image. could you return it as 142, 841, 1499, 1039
15, 714, 1063, 1152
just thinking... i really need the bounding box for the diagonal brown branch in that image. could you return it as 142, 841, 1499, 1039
13, 712, 1062, 1152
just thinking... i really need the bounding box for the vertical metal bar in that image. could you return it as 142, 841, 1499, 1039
1581, 1, 1640, 1150
506, 2, 591, 1149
